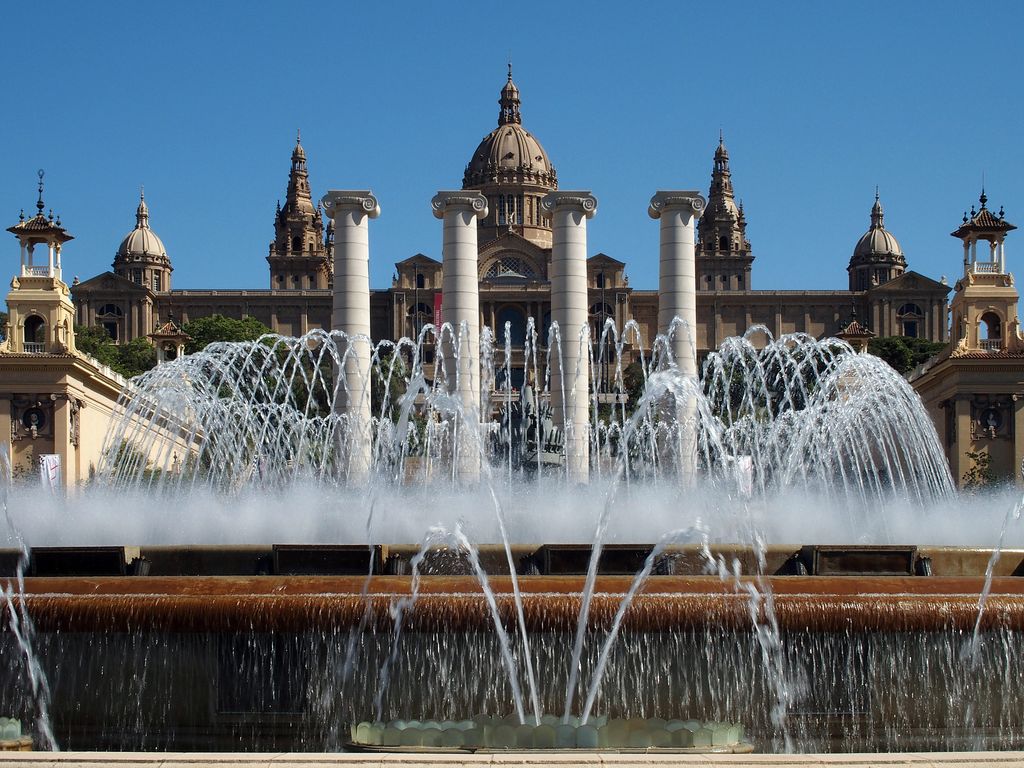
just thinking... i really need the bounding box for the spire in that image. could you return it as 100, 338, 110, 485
979, 186, 988, 210
870, 189, 884, 229
285, 132, 311, 211
36, 169, 45, 215
714, 132, 729, 169
291, 129, 306, 166
498, 65, 521, 126
136, 186, 149, 229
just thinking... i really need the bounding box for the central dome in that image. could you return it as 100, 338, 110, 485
117, 193, 168, 260
462, 69, 558, 249
852, 195, 904, 261
463, 69, 557, 191
848, 193, 907, 290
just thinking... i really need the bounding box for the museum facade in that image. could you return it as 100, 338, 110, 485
72, 71, 950, 358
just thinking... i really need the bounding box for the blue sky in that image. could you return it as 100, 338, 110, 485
1, 1, 1020, 293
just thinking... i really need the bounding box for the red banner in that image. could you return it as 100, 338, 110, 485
433, 292, 442, 329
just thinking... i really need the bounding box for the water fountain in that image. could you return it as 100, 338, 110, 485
1, 187, 1023, 762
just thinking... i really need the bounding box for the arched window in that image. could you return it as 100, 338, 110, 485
496, 306, 527, 346
980, 312, 1002, 340
484, 256, 536, 280
407, 302, 432, 337
415, 272, 425, 290
97, 304, 123, 341
719, 235, 730, 251
897, 303, 924, 339
292, 236, 302, 252
589, 302, 615, 342
23, 315, 45, 350
595, 272, 605, 289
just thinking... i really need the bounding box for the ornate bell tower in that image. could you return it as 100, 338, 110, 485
697, 135, 753, 291
949, 190, 1019, 354
4, 171, 77, 354
267, 132, 331, 291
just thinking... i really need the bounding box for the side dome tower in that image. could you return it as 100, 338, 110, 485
113, 188, 172, 292
848, 191, 907, 290
463, 66, 558, 248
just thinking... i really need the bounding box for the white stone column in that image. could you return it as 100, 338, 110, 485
432, 191, 488, 483
649, 191, 705, 376
542, 191, 597, 484
649, 191, 705, 482
322, 190, 380, 484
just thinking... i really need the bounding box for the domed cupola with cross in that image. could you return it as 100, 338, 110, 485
697, 135, 753, 291
113, 188, 172, 292
463, 66, 558, 248
267, 131, 330, 291
848, 190, 907, 290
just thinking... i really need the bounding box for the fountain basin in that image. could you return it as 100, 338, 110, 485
11, 573, 1024, 633
4, 547, 1024, 752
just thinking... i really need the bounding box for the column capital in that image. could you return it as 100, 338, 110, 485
648, 191, 705, 220
431, 190, 488, 219
321, 191, 380, 220
541, 191, 598, 218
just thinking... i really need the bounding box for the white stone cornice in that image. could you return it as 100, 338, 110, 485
321, 191, 380, 220
541, 191, 598, 218
431, 190, 488, 219
648, 191, 705, 219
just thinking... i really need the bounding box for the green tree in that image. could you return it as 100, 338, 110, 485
371, 349, 409, 417
74, 325, 121, 369
962, 449, 996, 490
868, 336, 913, 373
868, 336, 946, 374
0, 310, 8, 341
181, 314, 272, 354
116, 336, 158, 378
74, 325, 157, 378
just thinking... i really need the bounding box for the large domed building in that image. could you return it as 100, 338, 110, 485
70, 69, 951, 360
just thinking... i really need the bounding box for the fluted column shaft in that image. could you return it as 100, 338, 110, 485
322, 191, 380, 484
650, 191, 705, 482
650, 191, 705, 376
543, 192, 597, 484
433, 191, 488, 483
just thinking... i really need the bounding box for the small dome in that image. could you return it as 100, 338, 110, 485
116, 191, 168, 260
852, 194, 904, 261
292, 129, 306, 162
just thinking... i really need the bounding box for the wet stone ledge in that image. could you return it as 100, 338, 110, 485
2, 753, 1024, 768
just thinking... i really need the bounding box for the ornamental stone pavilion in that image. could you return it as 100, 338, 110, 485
70, 69, 950, 365
0, 174, 128, 488
909, 193, 1024, 486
